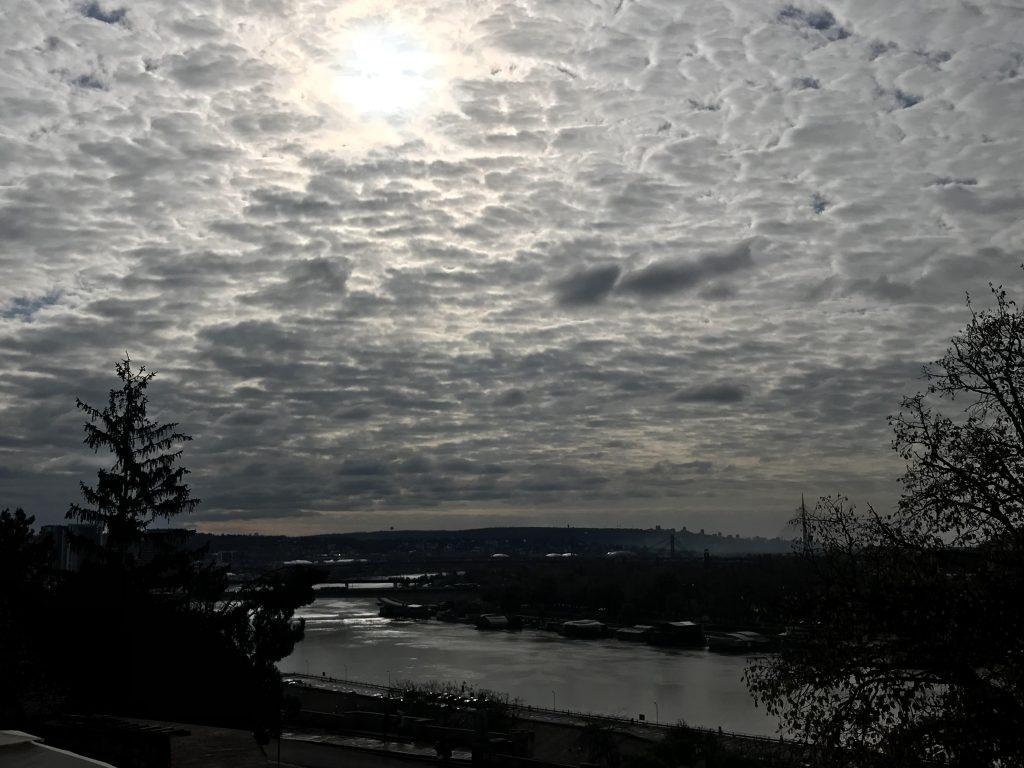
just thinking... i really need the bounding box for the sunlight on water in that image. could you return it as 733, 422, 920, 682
282, 598, 780, 735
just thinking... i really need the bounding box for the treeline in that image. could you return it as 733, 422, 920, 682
462, 555, 811, 627
0, 512, 321, 738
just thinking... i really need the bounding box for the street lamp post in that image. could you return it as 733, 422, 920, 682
653, 701, 659, 725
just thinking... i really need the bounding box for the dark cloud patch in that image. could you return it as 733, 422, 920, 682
2, 292, 59, 321
240, 257, 348, 310
337, 406, 372, 421
670, 383, 747, 404
553, 264, 621, 306
71, 73, 105, 90
688, 99, 721, 112
892, 89, 922, 109
934, 187, 1024, 217
338, 459, 390, 476
806, 275, 842, 301
869, 40, 899, 60
81, 2, 127, 25
198, 320, 307, 357
618, 242, 754, 299
778, 6, 851, 41
698, 283, 738, 301
918, 49, 952, 66
495, 388, 527, 406
807, 275, 913, 302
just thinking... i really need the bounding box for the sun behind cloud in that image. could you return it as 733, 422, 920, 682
335, 22, 440, 117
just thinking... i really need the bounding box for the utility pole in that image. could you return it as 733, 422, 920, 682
800, 494, 811, 554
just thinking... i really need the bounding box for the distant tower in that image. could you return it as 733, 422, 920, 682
800, 495, 811, 554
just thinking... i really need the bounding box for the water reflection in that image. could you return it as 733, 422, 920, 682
280, 598, 779, 735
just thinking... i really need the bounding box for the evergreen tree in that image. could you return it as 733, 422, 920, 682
67, 355, 198, 560
56, 356, 319, 739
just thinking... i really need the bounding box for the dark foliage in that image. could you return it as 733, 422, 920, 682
0, 357, 321, 739
746, 283, 1024, 766
469, 555, 810, 628
67, 356, 198, 556
0, 508, 63, 719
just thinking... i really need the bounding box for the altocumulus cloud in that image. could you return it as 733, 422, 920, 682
671, 383, 747, 405
0, 0, 1022, 536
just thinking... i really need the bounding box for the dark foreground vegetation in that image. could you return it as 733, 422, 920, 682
745, 281, 1024, 767
0, 358, 321, 743
285, 676, 806, 768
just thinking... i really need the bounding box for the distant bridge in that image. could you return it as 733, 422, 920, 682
313, 584, 479, 599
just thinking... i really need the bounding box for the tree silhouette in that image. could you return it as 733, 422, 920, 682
0, 508, 58, 721
746, 282, 1024, 767
52, 356, 319, 739
67, 355, 197, 559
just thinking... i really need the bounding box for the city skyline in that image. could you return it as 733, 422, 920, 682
2, 0, 1023, 535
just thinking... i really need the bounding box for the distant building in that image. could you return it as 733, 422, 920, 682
40, 526, 196, 570
138, 529, 194, 564
212, 550, 238, 566
40, 525, 104, 572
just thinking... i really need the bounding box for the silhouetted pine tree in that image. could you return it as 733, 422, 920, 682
57, 356, 318, 740
67, 355, 198, 564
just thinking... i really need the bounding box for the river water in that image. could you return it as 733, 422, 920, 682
279, 598, 780, 736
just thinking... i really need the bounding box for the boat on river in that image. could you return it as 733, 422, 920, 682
706, 630, 772, 653
645, 621, 705, 648
476, 613, 521, 630
615, 625, 654, 641
560, 619, 608, 638
378, 597, 430, 619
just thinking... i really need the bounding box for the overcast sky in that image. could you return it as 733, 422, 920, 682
2, 0, 1023, 536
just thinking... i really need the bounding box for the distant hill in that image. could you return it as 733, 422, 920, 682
192, 525, 796, 562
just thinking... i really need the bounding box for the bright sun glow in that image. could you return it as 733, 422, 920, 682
336, 24, 438, 116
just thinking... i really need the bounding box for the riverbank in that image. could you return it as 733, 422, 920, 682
282, 598, 780, 734
280, 674, 809, 768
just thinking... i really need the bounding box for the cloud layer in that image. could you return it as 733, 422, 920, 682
1, 0, 1022, 535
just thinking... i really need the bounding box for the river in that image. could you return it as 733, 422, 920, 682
279, 598, 780, 736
